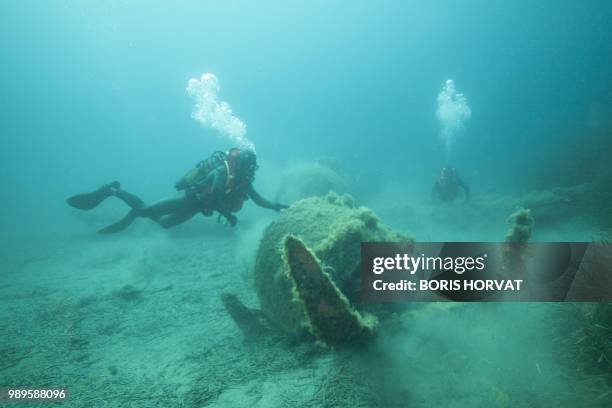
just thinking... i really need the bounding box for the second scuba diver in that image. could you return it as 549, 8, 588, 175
431, 167, 470, 203
67, 148, 288, 233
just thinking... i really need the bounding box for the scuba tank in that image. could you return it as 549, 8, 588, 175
175, 151, 227, 192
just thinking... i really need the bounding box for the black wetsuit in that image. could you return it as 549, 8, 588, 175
97, 164, 283, 234
431, 176, 470, 203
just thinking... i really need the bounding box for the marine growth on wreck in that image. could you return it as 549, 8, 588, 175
253, 192, 411, 346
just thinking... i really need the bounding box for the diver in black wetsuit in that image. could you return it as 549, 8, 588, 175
431, 167, 470, 203
67, 148, 288, 233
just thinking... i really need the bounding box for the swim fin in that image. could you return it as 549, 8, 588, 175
98, 209, 138, 234
66, 181, 120, 210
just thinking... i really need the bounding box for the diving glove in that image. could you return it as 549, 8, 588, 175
274, 203, 290, 211
217, 213, 238, 227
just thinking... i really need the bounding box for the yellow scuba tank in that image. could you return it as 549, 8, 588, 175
175, 151, 227, 191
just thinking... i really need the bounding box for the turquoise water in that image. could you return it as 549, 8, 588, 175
1, 1, 611, 407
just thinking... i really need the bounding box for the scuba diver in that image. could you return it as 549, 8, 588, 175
431, 167, 470, 203
67, 148, 288, 233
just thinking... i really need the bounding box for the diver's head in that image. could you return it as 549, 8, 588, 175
235, 149, 258, 182
440, 167, 457, 184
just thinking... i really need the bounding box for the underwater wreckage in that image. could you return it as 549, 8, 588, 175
222, 193, 542, 347
253, 192, 410, 347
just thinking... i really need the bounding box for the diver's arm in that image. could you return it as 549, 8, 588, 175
248, 185, 288, 211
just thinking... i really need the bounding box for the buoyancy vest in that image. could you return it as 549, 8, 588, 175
178, 149, 250, 212
222, 148, 250, 211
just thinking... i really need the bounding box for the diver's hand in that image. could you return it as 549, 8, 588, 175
220, 213, 237, 227
274, 203, 289, 212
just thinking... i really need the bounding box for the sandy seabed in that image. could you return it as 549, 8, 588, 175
1, 209, 611, 407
